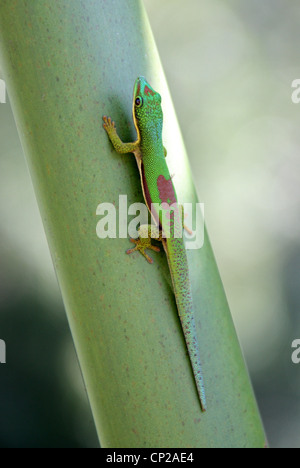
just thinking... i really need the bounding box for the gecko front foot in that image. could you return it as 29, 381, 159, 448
103, 115, 139, 154
126, 238, 160, 264
102, 115, 116, 134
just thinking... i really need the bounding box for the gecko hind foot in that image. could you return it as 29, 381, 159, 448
126, 238, 160, 264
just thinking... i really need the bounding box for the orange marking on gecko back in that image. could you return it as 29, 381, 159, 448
157, 175, 177, 204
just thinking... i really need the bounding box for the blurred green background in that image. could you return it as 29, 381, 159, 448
0, 0, 300, 448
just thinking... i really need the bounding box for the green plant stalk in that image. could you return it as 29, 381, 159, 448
0, 0, 266, 447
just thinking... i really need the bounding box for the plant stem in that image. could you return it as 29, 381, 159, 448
0, 0, 266, 447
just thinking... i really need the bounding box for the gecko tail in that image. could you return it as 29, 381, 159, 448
164, 237, 206, 411
179, 313, 207, 412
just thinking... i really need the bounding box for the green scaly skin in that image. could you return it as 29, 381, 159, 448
102, 76, 206, 412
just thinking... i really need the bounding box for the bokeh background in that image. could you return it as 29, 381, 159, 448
0, 0, 300, 447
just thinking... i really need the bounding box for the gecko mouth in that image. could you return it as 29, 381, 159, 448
133, 76, 144, 99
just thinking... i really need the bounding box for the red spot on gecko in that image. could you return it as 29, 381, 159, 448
144, 85, 154, 96
157, 175, 177, 204
136, 81, 141, 97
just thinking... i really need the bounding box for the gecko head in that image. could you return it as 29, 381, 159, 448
133, 76, 163, 134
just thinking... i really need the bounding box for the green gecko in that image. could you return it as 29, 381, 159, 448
102, 76, 206, 412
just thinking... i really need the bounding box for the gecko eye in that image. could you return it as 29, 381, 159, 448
135, 96, 143, 107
